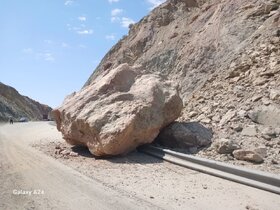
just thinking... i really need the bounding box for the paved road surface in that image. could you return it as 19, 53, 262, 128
0, 122, 157, 210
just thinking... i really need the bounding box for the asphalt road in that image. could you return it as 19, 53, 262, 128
0, 122, 157, 210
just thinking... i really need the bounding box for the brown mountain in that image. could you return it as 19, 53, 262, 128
0, 82, 52, 121
79, 0, 280, 164
85, 0, 279, 104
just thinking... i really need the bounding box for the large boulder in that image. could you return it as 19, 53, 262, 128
155, 122, 213, 149
53, 63, 183, 156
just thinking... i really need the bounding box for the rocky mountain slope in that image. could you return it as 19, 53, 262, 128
81, 0, 280, 170
85, 0, 279, 102
0, 82, 52, 121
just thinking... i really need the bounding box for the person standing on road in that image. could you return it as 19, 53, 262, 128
9, 117, 13, 124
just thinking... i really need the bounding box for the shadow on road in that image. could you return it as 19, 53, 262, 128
71, 145, 94, 158
70, 144, 163, 165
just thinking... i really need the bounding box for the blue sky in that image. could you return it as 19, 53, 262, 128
0, 0, 166, 108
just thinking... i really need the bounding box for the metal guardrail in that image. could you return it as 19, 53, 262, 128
138, 145, 280, 195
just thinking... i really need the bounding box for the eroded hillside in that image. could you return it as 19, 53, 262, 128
0, 82, 52, 121
85, 0, 279, 102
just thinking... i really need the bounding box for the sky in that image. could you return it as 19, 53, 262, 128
0, 0, 166, 108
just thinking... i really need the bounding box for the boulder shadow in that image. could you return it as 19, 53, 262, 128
106, 149, 164, 165
70, 144, 163, 164
71, 145, 94, 158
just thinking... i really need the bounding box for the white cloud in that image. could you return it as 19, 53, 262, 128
66, 23, 71, 30
78, 16, 86, 22
78, 44, 87, 49
64, 0, 74, 6
71, 26, 80, 31
110, 8, 134, 28
105, 34, 116, 41
44, 39, 53, 44
111, 9, 123, 22
121, 17, 135, 28
111, 8, 123, 16
61, 42, 70, 48
77, 29, 93, 35
22, 48, 55, 62
111, 16, 120, 22
147, 0, 166, 9
108, 0, 119, 3
67, 23, 93, 35
37, 52, 55, 62
44, 53, 55, 62
22, 48, 33, 54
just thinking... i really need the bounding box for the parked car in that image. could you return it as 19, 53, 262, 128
19, 117, 28, 122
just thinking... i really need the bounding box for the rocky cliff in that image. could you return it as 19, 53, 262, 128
0, 82, 52, 121
85, 0, 279, 103
80, 0, 280, 168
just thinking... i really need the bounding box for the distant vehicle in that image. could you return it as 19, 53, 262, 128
19, 117, 28, 122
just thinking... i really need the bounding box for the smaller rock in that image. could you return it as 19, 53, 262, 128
200, 118, 211, 124
233, 149, 264, 163
251, 95, 262, 102
262, 127, 277, 138
275, 128, 280, 136
55, 145, 61, 150
60, 150, 70, 156
212, 102, 219, 107
248, 105, 280, 127
201, 106, 211, 114
237, 110, 247, 118
245, 205, 259, 210
253, 78, 268, 86
276, 29, 280, 37
231, 124, 243, 132
227, 70, 240, 78
215, 138, 241, 154
262, 98, 271, 106
219, 110, 236, 125
56, 148, 64, 154
271, 159, 278, 164
254, 147, 267, 158
189, 111, 198, 118
156, 122, 213, 148
262, 134, 272, 141
169, 32, 179, 39
227, 104, 236, 110
260, 69, 276, 77
233, 86, 245, 96
212, 115, 220, 122
265, 142, 274, 147
69, 151, 78, 157
270, 89, 280, 100
241, 125, 258, 137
